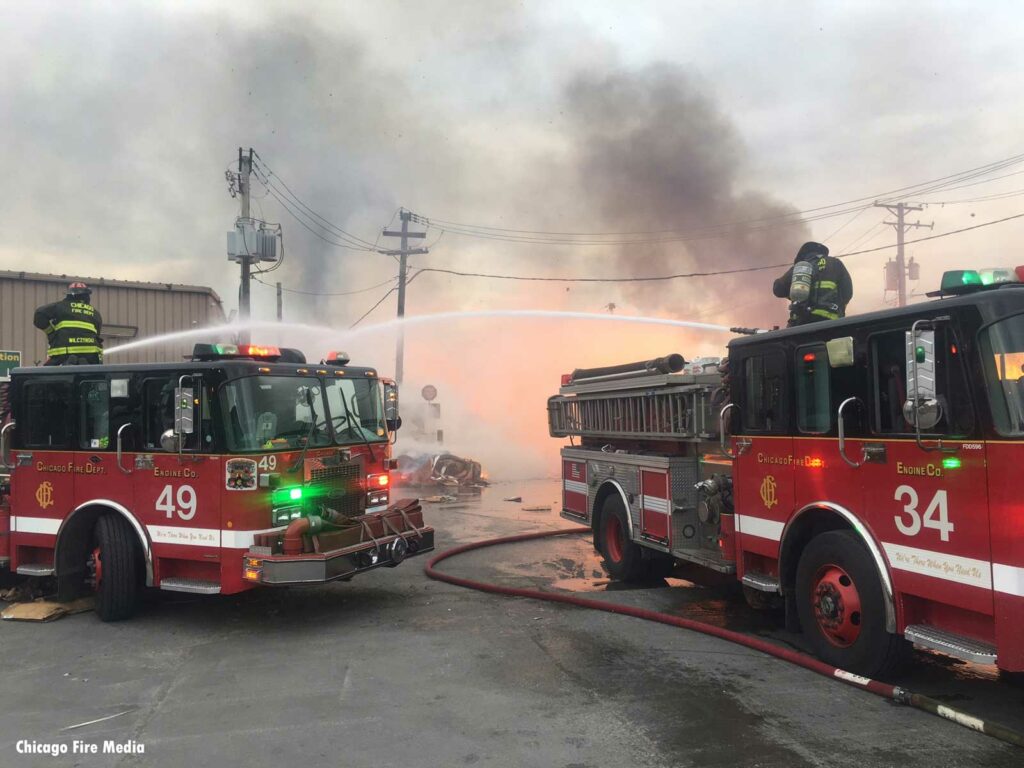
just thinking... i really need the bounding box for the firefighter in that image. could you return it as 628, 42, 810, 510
33, 282, 104, 365
772, 241, 853, 327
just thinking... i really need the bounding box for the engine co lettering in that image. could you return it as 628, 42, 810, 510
153, 468, 198, 479
895, 461, 943, 478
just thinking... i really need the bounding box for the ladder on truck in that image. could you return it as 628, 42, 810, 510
547, 370, 724, 442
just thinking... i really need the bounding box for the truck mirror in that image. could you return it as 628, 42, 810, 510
904, 324, 942, 432
905, 329, 937, 402
160, 428, 180, 453
383, 381, 400, 432
903, 398, 942, 431
174, 387, 194, 435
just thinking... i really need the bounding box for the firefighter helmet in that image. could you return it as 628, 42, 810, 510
67, 281, 91, 298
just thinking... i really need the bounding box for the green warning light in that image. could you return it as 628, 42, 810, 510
942, 457, 962, 470
288, 487, 303, 501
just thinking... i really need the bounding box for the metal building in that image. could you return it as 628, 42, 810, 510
0, 270, 226, 365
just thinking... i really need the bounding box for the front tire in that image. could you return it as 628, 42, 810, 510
93, 515, 142, 621
597, 496, 647, 582
795, 530, 904, 677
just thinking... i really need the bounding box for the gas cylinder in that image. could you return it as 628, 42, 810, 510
789, 261, 814, 302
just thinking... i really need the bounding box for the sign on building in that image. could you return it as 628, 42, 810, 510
0, 350, 22, 380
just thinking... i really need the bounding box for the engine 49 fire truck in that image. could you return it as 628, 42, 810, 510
549, 267, 1024, 678
0, 343, 434, 620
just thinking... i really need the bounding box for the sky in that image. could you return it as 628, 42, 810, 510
3, 1, 1023, 474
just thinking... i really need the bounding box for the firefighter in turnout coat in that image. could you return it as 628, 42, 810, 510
33, 282, 104, 365
773, 241, 853, 327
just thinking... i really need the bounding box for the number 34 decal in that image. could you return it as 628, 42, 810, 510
156, 484, 197, 521
894, 485, 954, 542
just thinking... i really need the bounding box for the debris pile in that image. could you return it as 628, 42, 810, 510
395, 452, 488, 489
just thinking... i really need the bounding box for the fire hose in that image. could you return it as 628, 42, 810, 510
424, 527, 1024, 750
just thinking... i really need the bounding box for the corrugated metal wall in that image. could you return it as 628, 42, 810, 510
0, 271, 226, 365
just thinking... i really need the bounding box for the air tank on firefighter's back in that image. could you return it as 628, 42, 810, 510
569, 353, 685, 384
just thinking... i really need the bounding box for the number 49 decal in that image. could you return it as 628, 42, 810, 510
156, 484, 197, 521
894, 485, 954, 542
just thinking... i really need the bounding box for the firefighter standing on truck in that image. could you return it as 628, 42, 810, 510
773, 241, 853, 327
33, 282, 103, 365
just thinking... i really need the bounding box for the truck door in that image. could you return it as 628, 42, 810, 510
134, 374, 223, 575
74, 377, 133, 510
861, 325, 992, 624
733, 347, 792, 577
10, 376, 75, 570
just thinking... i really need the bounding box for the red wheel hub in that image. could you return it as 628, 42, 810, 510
811, 564, 862, 648
604, 515, 624, 563
88, 546, 103, 591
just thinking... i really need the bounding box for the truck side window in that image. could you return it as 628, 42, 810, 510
142, 377, 199, 451
742, 351, 787, 433
796, 345, 830, 434
24, 380, 72, 448
870, 329, 975, 436
79, 380, 110, 449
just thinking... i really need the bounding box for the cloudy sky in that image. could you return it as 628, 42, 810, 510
4, 0, 1022, 326
3, 1, 1024, 472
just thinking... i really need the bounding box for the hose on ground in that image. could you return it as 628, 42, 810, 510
424, 527, 1024, 750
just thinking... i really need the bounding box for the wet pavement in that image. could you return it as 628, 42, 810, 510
0, 478, 1021, 766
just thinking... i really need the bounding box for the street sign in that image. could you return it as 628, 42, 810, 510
0, 350, 21, 379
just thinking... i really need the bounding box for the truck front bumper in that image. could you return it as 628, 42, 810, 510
243, 527, 435, 585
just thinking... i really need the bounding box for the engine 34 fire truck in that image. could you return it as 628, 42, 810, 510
549, 267, 1024, 677
0, 343, 433, 620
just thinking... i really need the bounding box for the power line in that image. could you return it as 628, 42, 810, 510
350, 285, 398, 329
410, 211, 1024, 284
252, 274, 397, 297
417, 151, 1024, 241
251, 153, 379, 250
260, 185, 376, 252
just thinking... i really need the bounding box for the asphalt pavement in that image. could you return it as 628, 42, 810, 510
0, 478, 1021, 767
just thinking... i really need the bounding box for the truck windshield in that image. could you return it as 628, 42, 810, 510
323, 377, 387, 445
980, 313, 1024, 435
221, 376, 331, 452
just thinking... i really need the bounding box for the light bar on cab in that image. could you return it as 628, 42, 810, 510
192, 343, 306, 363
937, 266, 1023, 296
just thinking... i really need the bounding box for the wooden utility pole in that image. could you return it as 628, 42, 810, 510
238, 147, 254, 344
380, 209, 427, 384
874, 200, 932, 306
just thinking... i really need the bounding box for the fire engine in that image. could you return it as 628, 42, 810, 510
549, 267, 1024, 677
0, 343, 434, 620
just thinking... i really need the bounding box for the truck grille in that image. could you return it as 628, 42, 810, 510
310, 461, 362, 517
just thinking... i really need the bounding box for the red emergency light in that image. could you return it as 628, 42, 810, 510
324, 351, 351, 366
243, 344, 280, 358
561, 373, 572, 386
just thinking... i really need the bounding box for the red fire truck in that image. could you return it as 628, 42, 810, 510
549, 267, 1024, 677
0, 343, 433, 620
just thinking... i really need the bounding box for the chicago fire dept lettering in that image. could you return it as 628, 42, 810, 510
35, 481, 54, 509
34, 460, 106, 475
759, 475, 778, 510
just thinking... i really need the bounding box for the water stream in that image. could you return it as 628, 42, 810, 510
105, 311, 734, 357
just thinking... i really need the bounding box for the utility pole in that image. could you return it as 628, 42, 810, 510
238, 147, 254, 344
276, 281, 283, 321
380, 209, 428, 384
874, 200, 933, 306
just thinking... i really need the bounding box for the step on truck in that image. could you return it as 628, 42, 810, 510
0, 343, 433, 620
548, 266, 1024, 678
